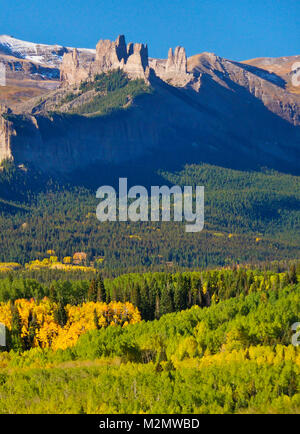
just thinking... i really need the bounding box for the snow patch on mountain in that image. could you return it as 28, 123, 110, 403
0, 35, 95, 67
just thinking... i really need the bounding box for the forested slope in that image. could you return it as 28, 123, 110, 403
0, 281, 299, 413
0, 160, 299, 269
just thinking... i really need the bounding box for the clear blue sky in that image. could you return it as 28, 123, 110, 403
0, 0, 299, 60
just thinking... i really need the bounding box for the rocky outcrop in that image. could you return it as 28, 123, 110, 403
93, 34, 149, 78
0, 109, 167, 172
0, 110, 15, 162
60, 35, 193, 86
61, 35, 149, 85
60, 49, 90, 85
149, 46, 192, 86
123, 43, 149, 78
94, 35, 127, 71
166, 46, 187, 74
2, 33, 191, 87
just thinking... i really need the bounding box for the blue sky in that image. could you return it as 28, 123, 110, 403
0, 0, 299, 60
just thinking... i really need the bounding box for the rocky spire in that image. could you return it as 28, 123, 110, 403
95, 38, 121, 70
60, 48, 89, 85
166, 46, 187, 74
124, 42, 148, 77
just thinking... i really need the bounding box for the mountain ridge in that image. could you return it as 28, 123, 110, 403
0, 34, 299, 175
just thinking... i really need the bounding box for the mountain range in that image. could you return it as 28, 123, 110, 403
0, 34, 299, 176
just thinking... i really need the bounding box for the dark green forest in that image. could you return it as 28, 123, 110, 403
0, 158, 299, 270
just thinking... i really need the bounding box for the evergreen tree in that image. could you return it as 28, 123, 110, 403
160, 285, 174, 316
10, 304, 24, 352
88, 279, 97, 303
131, 283, 140, 308
139, 281, 152, 320
25, 311, 38, 350
289, 264, 298, 284
93, 309, 100, 329
49, 284, 56, 303
96, 274, 106, 302
174, 276, 187, 311
54, 302, 67, 327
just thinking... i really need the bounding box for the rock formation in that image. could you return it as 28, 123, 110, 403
94, 35, 126, 71
0, 111, 14, 162
166, 46, 187, 74
61, 35, 150, 84
122, 43, 149, 78
60, 48, 90, 85
93, 35, 149, 79
149, 45, 191, 86
60, 35, 191, 85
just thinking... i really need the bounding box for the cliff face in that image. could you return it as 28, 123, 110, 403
1, 113, 158, 172
0, 110, 14, 162
2, 73, 300, 175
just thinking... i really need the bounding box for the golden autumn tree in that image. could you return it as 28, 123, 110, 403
0, 298, 141, 351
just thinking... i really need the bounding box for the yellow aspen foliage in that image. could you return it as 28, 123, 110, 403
25, 257, 96, 272
0, 298, 141, 351
0, 262, 22, 272
0, 302, 12, 329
